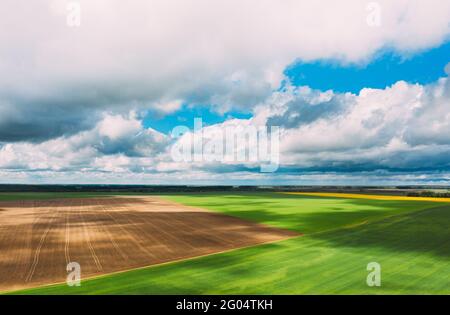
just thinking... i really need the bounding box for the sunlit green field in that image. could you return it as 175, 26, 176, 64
8, 192, 450, 294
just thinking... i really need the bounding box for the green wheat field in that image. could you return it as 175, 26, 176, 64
5, 192, 450, 295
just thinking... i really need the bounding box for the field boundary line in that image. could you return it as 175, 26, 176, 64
282, 192, 450, 203
64, 200, 71, 265
160, 193, 447, 239
25, 206, 58, 283
79, 199, 103, 272
154, 195, 303, 235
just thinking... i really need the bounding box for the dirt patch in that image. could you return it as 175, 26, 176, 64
0, 196, 297, 292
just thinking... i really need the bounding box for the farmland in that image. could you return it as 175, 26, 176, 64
2, 192, 449, 294
0, 195, 295, 292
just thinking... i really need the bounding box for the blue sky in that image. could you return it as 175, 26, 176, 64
145, 41, 450, 133
144, 105, 252, 134
285, 41, 450, 94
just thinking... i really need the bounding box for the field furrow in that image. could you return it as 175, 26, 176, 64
0, 196, 296, 292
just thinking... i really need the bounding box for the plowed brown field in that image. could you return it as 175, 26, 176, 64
0, 196, 297, 292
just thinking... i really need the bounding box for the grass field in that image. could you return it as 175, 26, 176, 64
8, 192, 449, 295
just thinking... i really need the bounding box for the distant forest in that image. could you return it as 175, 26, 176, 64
0, 184, 449, 197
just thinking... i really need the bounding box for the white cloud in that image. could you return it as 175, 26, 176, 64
0, 0, 449, 142
253, 75, 450, 170
0, 112, 168, 172
97, 112, 141, 140
1, 73, 449, 183
1, 1, 450, 183
2, 72, 449, 182
152, 100, 183, 114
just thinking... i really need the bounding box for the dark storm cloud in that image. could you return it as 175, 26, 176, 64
266, 93, 353, 129
0, 100, 98, 142
0, 82, 160, 143
95, 130, 168, 157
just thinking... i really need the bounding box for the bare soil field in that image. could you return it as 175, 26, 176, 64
0, 196, 297, 292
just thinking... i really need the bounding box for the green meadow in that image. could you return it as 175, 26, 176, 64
8, 192, 450, 294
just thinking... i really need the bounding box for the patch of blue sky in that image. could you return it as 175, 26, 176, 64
145, 41, 449, 132
143, 104, 252, 134
285, 40, 450, 94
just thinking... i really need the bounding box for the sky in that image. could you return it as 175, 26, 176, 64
0, 0, 450, 185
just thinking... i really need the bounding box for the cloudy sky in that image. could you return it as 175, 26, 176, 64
1, 0, 450, 185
